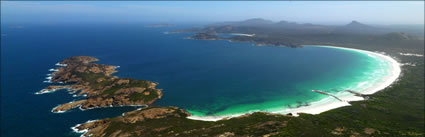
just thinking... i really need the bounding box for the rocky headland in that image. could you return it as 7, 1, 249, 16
186, 32, 220, 40
73, 107, 191, 137
73, 107, 290, 137
186, 31, 302, 48
37, 56, 163, 112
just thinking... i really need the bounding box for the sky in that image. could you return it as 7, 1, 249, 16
1, 1, 424, 25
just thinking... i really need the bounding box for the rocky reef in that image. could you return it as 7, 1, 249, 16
37, 56, 162, 112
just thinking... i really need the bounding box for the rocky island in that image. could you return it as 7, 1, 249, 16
37, 56, 162, 112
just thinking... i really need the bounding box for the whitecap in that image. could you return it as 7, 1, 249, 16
399, 52, 424, 57
49, 68, 59, 72
55, 63, 67, 67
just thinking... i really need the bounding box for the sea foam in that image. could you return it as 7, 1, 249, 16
55, 63, 67, 67
399, 52, 424, 57
71, 120, 98, 137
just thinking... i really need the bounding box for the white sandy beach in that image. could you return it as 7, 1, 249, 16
230, 33, 255, 37
399, 52, 424, 57
187, 45, 402, 121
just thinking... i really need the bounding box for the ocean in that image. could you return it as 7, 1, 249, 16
1, 23, 393, 137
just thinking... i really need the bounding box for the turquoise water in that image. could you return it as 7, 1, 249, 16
183, 46, 391, 116
1, 24, 392, 136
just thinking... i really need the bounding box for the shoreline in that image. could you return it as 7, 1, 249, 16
51, 100, 149, 114
229, 33, 255, 37
187, 45, 402, 121
71, 120, 97, 137
70, 105, 149, 136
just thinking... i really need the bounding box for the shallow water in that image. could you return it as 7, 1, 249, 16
1, 23, 390, 137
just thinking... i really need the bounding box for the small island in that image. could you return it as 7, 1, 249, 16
37, 56, 163, 112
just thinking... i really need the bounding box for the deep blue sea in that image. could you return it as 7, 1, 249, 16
1, 23, 388, 137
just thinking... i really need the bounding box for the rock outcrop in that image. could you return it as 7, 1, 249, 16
74, 107, 190, 137
39, 56, 163, 112
73, 107, 290, 137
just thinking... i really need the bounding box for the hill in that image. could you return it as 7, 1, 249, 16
179, 18, 424, 54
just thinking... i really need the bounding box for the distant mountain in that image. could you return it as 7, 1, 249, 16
209, 18, 274, 27
380, 25, 425, 38
275, 21, 308, 27
183, 19, 422, 39
382, 32, 419, 41
212, 19, 318, 28
345, 21, 371, 28
237, 18, 274, 26
332, 21, 385, 35
273, 21, 333, 34
204, 18, 332, 35
179, 18, 424, 53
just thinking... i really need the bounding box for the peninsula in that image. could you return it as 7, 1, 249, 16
73, 107, 290, 137
36, 56, 163, 112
